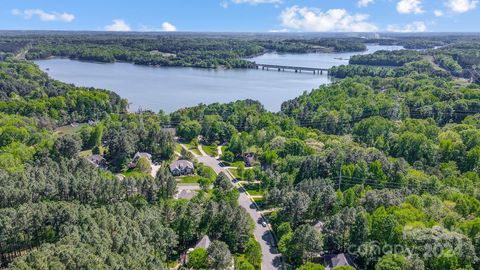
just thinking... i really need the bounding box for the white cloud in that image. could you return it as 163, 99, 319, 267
104, 19, 131, 31
221, 1, 229, 8
231, 0, 282, 4
446, 0, 478, 13
358, 0, 374, 7
11, 8, 75, 22
269, 28, 289, 32
396, 0, 424, 14
434, 10, 444, 16
387, 21, 427, 32
280, 6, 378, 32
161, 22, 177, 32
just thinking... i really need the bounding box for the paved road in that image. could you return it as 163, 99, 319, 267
196, 155, 283, 270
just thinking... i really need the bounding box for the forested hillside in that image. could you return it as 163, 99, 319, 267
1, 33, 480, 270
0, 54, 260, 270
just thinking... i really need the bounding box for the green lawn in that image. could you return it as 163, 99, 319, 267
246, 189, 264, 196
229, 168, 240, 179
177, 175, 203, 184
243, 182, 264, 196
79, 149, 93, 158
175, 143, 183, 153
202, 145, 216, 156
54, 123, 87, 136
253, 197, 267, 208
184, 143, 201, 155
227, 160, 245, 168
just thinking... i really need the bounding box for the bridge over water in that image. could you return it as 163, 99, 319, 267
254, 63, 329, 75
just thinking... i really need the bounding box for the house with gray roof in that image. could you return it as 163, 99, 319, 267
194, 235, 211, 249
169, 160, 194, 176
325, 253, 357, 270
85, 155, 107, 170
129, 152, 152, 168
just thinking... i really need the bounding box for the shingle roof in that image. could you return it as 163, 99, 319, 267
85, 155, 105, 164
195, 235, 211, 249
169, 160, 194, 171
325, 253, 356, 270
176, 189, 197, 200
134, 152, 152, 160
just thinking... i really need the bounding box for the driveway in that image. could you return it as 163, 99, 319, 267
196, 155, 283, 270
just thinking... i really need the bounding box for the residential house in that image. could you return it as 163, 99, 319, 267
194, 235, 211, 250
169, 160, 194, 176
324, 253, 357, 270
175, 189, 197, 200
129, 152, 152, 168
243, 153, 255, 167
85, 155, 107, 170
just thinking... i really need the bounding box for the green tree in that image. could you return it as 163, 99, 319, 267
297, 262, 326, 270
431, 249, 459, 270
286, 225, 323, 266
375, 254, 408, 270
178, 120, 201, 141
207, 240, 232, 270
135, 156, 151, 173
188, 248, 209, 269
156, 167, 177, 199
244, 238, 262, 269
52, 134, 81, 160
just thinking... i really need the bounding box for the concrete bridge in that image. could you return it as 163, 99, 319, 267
254, 63, 329, 75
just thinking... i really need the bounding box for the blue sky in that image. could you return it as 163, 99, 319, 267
1, 0, 479, 32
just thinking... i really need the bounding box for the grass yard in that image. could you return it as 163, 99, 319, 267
54, 123, 87, 136
246, 189, 264, 196
176, 175, 203, 184
202, 145, 216, 156
228, 168, 240, 179
253, 197, 267, 208
243, 182, 264, 196
79, 149, 93, 158
227, 160, 245, 168
184, 142, 201, 155
175, 143, 183, 154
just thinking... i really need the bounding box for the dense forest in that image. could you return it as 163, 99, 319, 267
1, 33, 480, 270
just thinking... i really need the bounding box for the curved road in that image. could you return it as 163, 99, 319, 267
196, 155, 283, 270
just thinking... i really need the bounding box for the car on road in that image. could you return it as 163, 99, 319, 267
261, 221, 267, 227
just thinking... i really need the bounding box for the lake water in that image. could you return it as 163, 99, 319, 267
35, 45, 403, 112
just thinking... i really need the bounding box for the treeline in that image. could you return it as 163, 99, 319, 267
282, 76, 480, 132
0, 33, 376, 70
434, 54, 463, 76
330, 60, 451, 79
349, 50, 422, 66
0, 59, 127, 123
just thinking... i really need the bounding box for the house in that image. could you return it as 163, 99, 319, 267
85, 155, 107, 170
324, 253, 357, 270
243, 153, 255, 167
313, 221, 324, 233
175, 189, 197, 200
129, 152, 152, 168
194, 235, 211, 250
169, 160, 194, 176
182, 235, 212, 265
161, 127, 176, 136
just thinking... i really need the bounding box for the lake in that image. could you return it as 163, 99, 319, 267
35, 45, 403, 112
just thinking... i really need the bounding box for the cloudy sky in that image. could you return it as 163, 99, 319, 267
1, 0, 479, 32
